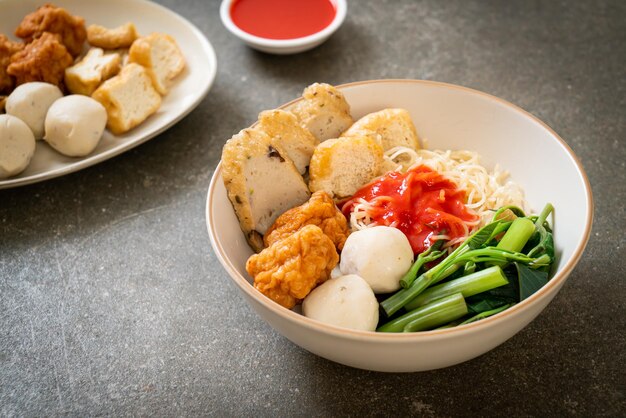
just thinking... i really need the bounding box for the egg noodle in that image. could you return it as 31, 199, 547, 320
348, 145, 528, 248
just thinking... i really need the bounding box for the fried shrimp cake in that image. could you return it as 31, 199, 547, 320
7, 32, 73, 88
264, 191, 350, 251
247, 225, 339, 309
15, 3, 87, 57
0, 35, 24, 94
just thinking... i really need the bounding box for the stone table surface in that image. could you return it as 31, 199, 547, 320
1, 0, 625, 416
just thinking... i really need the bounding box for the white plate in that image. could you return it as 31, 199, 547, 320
0, 0, 217, 189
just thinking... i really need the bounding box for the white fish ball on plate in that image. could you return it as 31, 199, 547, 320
303, 274, 379, 332
340, 226, 414, 293
44, 95, 107, 157
0, 114, 36, 179
6, 82, 63, 139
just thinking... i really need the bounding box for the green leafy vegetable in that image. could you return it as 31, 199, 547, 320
515, 262, 549, 301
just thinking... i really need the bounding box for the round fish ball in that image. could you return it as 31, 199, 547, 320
6, 82, 63, 139
340, 226, 414, 293
303, 274, 379, 332
0, 114, 36, 179
44, 95, 107, 157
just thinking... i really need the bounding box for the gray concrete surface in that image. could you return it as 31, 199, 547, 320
1, 0, 625, 416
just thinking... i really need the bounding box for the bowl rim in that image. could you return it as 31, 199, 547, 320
219, 0, 347, 48
206, 78, 594, 343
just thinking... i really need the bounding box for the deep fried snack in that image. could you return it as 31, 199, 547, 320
0, 35, 24, 94
247, 225, 339, 309
264, 191, 350, 251
15, 3, 87, 57
87, 23, 138, 49
7, 32, 73, 88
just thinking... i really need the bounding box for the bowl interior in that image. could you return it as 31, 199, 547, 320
208, 80, 592, 334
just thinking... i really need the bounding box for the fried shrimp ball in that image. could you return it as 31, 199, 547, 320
15, 3, 87, 57
0, 35, 24, 94
246, 225, 339, 309
7, 32, 73, 88
263, 191, 350, 251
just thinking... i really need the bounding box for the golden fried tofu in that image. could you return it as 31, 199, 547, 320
0, 35, 24, 94
87, 22, 138, 49
308, 136, 384, 200
264, 191, 350, 251
256, 109, 318, 175
247, 225, 339, 309
341, 108, 420, 151
65, 47, 122, 96
290, 83, 354, 142
15, 3, 87, 57
7, 32, 73, 88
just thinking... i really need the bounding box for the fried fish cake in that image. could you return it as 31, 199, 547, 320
247, 225, 339, 309
290, 83, 354, 142
0, 35, 24, 94
264, 191, 350, 251
15, 3, 87, 57
7, 32, 73, 88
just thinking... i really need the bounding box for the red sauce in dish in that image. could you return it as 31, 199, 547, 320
230, 0, 337, 40
341, 166, 479, 255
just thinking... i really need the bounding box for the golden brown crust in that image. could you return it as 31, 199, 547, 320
290, 83, 354, 142
264, 191, 350, 251
15, 3, 87, 57
64, 48, 121, 96
246, 225, 339, 309
0, 35, 24, 94
87, 23, 138, 49
341, 108, 420, 151
7, 32, 73, 89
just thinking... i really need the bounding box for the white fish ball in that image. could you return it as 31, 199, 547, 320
44, 95, 107, 157
0, 114, 36, 179
340, 226, 414, 293
303, 274, 379, 332
6, 82, 63, 139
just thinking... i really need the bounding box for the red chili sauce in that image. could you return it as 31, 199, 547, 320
230, 0, 337, 40
341, 165, 479, 255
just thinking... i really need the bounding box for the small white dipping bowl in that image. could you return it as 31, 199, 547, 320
206, 80, 593, 372
220, 0, 347, 54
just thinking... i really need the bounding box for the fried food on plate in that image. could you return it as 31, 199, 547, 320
246, 225, 339, 309
341, 108, 420, 151
222, 127, 311, 252
7, 32, 73, 88
15, 3, 87, 57
0, 35, 24, 94
92, 63, 161, 135
290, 83, 354, 142
65, 48, 122, 96
256, 109, 318, 175
264, 191, 350, 251
87, 22, 138, 49
308, 135, 384, 200
128, 33, 185, 95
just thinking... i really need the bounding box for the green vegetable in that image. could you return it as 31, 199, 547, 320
404, 265, 509, 311
377, 293, 468, 333
496, 217, 536, 253
379, 204, 555, 320
459, 304, 512, 325
399, 240, 445, 289
515, 262, 549, 300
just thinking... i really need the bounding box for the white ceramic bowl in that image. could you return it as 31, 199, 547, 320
220, 0, 347, 54
206, 80, 593, 372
